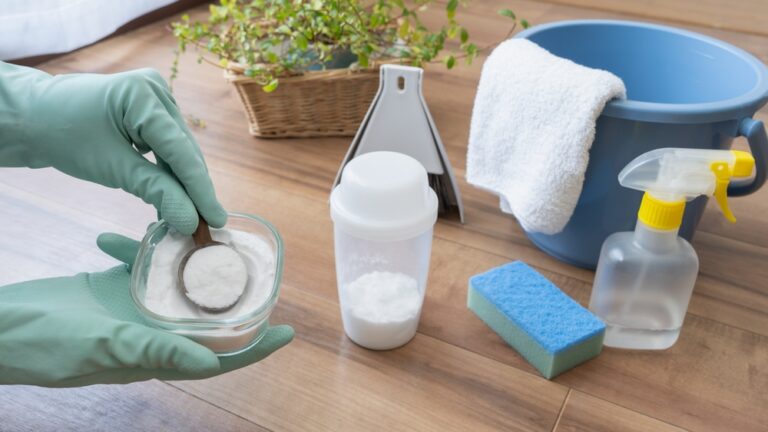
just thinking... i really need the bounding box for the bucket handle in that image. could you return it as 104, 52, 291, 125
729, 117, 768, 196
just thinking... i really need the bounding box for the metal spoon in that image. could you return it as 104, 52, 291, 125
178, 217, 246, 313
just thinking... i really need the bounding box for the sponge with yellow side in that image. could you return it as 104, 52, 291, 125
468, 261, 604, 379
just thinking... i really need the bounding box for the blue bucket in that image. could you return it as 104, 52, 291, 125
515, 20, 768, 269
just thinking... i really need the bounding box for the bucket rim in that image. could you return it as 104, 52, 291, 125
516, 19, 768, 124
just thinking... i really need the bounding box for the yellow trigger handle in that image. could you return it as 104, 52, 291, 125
710, 151, 756, 223
710, 162, 736, 223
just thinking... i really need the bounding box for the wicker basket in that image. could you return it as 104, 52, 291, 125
224, 65, 381, 138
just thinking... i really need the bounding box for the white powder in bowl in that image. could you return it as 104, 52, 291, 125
145, 228, 275, 319
340, 271, 423, 350
182, 245, 248, 310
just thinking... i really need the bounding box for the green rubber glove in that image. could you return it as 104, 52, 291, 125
0, 233, 294, 388
0, 61, 225, 234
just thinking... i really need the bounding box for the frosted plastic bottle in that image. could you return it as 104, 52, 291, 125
589, 148, 755, 350
590, 220, 698, 349
330, 151, 438, 350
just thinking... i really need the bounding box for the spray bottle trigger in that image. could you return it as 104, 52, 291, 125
710, 161, 736, 223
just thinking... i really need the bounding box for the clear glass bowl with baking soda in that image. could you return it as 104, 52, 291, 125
131, 212, 283, 355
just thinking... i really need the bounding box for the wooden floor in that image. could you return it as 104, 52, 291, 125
1, 1, 767, 431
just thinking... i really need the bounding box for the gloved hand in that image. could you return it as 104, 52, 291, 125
0, 233, 294, 388
0, 61, 225, 234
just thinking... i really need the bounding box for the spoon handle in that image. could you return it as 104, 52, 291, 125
192, 217, 214, 246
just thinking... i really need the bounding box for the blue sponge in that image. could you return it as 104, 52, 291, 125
467, 261, 605, 379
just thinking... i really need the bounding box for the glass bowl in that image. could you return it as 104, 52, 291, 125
131, 212, 283, 356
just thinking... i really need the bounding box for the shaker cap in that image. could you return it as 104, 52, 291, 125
331, 151, 438, 241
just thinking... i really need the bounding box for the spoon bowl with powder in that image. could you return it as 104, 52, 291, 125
179, 217, 249, 313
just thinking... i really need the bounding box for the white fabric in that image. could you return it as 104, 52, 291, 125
0, 0, 176, 60
466, 39, 626, 235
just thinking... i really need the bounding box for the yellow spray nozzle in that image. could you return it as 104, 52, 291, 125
731, 150, 756, 177
620, 148, 757, 228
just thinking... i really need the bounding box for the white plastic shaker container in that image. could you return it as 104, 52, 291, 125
330, 151, 438, 350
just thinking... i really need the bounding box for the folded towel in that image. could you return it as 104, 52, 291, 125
466, 39, 626, 235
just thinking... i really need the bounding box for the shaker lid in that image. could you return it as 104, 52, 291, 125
330, 151, 438, 241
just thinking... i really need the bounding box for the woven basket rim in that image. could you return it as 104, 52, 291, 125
223, 60, 405, 83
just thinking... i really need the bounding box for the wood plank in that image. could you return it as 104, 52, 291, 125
553, 390, 686, 432
173, 284, 569, 432
0, 381, 267, 432
540, 0, 768, 37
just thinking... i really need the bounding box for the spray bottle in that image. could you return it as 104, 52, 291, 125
589, 148, 755, 350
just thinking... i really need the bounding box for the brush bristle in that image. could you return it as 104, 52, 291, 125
428, 174, 448, 215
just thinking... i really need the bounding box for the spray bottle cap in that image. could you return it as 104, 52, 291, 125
619, 148, 756, 230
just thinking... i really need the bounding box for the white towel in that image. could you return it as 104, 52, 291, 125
466, 39, 626, 235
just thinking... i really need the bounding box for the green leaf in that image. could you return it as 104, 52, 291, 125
398, 19, 410, 39
358, 53, 369, 68
446, 0, 458, 19
521, 19, 530, 29
444, 55, 455, 69
498, 9, 516, 19
460, 27, 469, 43
447, 24, 458, 39
296, 33, 309, 50
262, 79, 279, 92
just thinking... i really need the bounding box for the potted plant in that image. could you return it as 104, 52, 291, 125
172, 0, 525, 138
